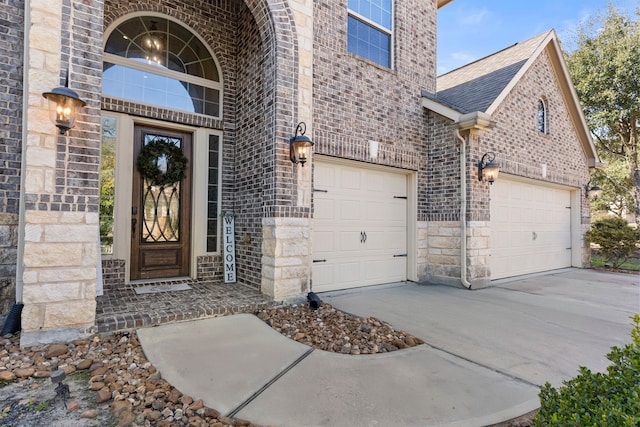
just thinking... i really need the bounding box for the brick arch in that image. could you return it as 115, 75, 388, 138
243, 0, 301, 215
103, 0, 301, 215
102, 3, 234, 105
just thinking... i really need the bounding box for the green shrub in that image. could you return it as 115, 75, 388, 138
533, 315, 640, 426
586, 217, 640, 268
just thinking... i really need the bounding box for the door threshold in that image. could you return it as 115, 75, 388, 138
130, 277, 193, 285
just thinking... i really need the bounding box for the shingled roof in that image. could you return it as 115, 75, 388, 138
421, 29, 600, 167
431, 31, 551, 114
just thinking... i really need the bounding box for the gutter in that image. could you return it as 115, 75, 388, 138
453, 112, 493, 290
455, 128, 472, 289
421, 92, 495, 290
16, 0, 32, 305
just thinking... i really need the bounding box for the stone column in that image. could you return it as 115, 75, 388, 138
466, 221, 491, 288
19, 0, 101, 346
262, 218, 311, 300
416, 221, 429, 281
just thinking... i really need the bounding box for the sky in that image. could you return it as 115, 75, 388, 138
437, 0, 639, 75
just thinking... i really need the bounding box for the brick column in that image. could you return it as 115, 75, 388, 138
261, 0, 314, 300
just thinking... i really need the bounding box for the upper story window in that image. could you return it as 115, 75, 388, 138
103, 16, 222, 118
537, 98, 548, 134
347, 0, 393, 68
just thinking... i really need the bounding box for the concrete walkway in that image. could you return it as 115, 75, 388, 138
137, 269, 639, 427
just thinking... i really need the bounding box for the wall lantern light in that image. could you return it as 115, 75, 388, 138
42, 71, 86, 135
478, 152, 500, 184
585, 181, 602, 200
290, 122, 314, 167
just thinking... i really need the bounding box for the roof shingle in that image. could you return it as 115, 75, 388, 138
434, 31, 551, 114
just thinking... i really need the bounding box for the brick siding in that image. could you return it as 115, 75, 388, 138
425, 48, 593, 285
475, 50, 591, 221
312, 0, 435, 223
0, 0, 25, 316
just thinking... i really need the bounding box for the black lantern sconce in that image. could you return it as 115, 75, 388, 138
42, 70, 86, 135
478, 152, 500, 184
585, 180, 602, 200
289, 122, 314, 167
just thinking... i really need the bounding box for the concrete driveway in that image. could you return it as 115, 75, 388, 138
322, 269, 640, 386
138, 269, 639, 427
323, 268, 639, 387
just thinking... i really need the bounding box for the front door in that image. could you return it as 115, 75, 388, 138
131, 125, 192, 280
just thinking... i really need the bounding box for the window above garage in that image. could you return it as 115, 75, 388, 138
347, 0, 393, 68
537, 97, 548, 134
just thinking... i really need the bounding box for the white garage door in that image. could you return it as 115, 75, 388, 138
312, 160, 407, 292
490, 177, 572, 279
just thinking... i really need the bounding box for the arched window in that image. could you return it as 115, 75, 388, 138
103, 16, 222, 117
537, 98, 547, 134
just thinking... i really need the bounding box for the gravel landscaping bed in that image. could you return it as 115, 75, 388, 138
0, 332, 262, 426
255, 302, 424, 354
1, 301, 535, 426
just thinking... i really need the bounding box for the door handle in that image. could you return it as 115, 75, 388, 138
131, 218, 137, 235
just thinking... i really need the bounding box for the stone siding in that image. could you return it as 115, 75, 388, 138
424, 220, 490, 288
261, 217, 311, 300
20, 0, 104, 345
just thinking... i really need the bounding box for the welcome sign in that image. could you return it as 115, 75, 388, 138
222, 213, 236, 283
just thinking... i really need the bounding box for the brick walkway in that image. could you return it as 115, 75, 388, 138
96, 279, 277, 333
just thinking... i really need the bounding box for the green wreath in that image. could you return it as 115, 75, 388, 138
137, 138, 188, 186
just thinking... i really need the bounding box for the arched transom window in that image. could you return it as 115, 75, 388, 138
103, 16, 222, 117
537, 98, 548, 134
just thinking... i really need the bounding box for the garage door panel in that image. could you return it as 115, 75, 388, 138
339, 230, 364, 252
336, 261, 362, 282
364, 200, 387, 221
388, 202, 407, 221
361, 230, 405, 251
313, 160, 407, 292
363, 258, 406, 282
339, 199, 361, 220
314, 198, 335, 220
315, 165, 336, 188
491, 178, 572, 279
313, 230, 335, 253
340, 169, 362, 190
312, 264, 334, 291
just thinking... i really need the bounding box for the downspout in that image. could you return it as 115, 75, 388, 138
16, 0, 32, 305
2, 0, 32, 334
455, 129, 472, 289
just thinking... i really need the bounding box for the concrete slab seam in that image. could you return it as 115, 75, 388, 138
425, 341, 543, 389
226, 347, 315, 418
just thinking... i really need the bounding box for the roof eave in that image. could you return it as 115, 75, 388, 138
437, 0, 454, 9
421, 95, 494, 131
421, 96, 461, 122
546, 37, 601, 167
